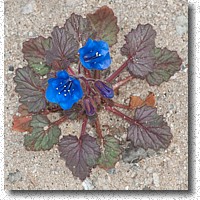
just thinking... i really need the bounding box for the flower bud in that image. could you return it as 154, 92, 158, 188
83, 97, 96, 116
94, 80, 114, 99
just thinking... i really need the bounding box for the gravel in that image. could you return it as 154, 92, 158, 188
20, 0, 36, 15
5, 0, 188, 190
175, 15, 188, 36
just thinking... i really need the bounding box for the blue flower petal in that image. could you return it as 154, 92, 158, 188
48, 78, 61, 87
56, 70, 69, 79
45, 86, 58, 103
59, 100, 74, 110
79, 38, 111, 70
79, 54, 91, 69
94, 53, 112, 70
45, 71, 83, 110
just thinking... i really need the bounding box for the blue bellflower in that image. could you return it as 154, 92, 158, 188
78, 38, 111, 70
45, 71, 83, 110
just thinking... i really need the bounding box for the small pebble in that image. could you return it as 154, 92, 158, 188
153, 173, 160, 187
107, 168, 116, 174
8, 65, 14, 71
7, 170, 22, 183
82, 178, 95, 190
21, 0, 36, 15
175, 15, 188, 36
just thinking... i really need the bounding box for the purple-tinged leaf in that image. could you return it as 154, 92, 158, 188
121, 24, 156, 78
146, 47, 182, 86
64, 13, 95, 45
46, 26, 79, 70
87, 6, 119, 46
63, 103, 82, 120
127, 105, 172, 150
22, 36, 52, 75
98, 135, 121, 169
24, 115, 61, 151
14, 67, 46, 113
58, 134, 100, 180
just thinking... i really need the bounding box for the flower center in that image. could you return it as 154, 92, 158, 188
83, 51, 102, 62
56, 79, 74, 97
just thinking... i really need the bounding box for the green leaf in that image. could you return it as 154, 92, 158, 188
22, 36, 52, 75
63, 103, 82, 120
146, 47, 182, 86
14, 66, 47, 113
98, 135, 121, 169
24, 115, 61, 151
87, 6, 119, 46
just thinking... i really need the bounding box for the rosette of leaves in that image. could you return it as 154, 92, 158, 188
13, 6, 182, 181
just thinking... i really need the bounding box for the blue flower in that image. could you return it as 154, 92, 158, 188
94, 80, 114, 99
78, 38, 112, 70
45, 70, 83, 110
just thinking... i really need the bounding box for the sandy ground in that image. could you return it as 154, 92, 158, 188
4, 0, 188, 190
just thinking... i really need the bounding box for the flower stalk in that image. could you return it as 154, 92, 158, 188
113, 75, 133, 90
106, 58, 131, 83
95, 117, 103, 139
113, 102, 130, 110
67, 66, 76, 76
81, 117, 88, 136
105, 106, 135, 124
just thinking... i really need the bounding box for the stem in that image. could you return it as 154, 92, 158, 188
79, 76, 96, 95
68, 66, 76, 76
105, 106, 134, 124
52, 116, 68, 126
81, 117, 88, 136
78, 61, 81, 74
94, 70, 100, 80
95, 117, 103, 139
106, 58, 131, 83
84, 67, 92, 78
113, 102, 130, 110
113, 76, 133, 90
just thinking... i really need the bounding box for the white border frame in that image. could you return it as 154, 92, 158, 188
0, 0, 199, 199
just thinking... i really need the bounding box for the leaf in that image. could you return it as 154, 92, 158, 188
121, 24, 156, 78
98, 135, 121, 169
146, 47, 182, 86
22, 36, 52, 75
14, 67, 46, 113
64, 13, 95, 45
46, 26, 79, 69
129, 96, 144, 109
17, 104, 29, 117
24, 115, 61, 151
87, 6, 119, 46
127, 105, 172, 150
129, 92, 156, 109
63, 103, 82, 120
12, 115, 32, 132
145, 92, 156, 106
58, 134, 101, 180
